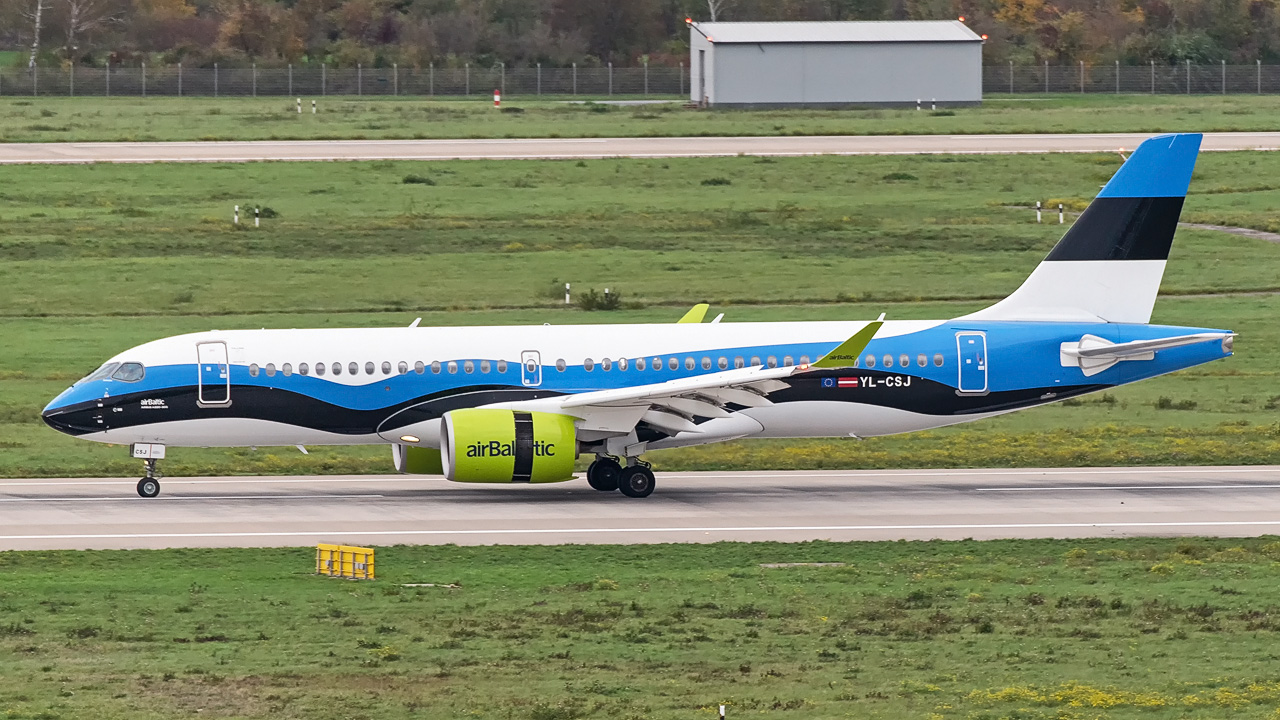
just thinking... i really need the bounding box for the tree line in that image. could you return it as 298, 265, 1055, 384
1, 0, 1277, 69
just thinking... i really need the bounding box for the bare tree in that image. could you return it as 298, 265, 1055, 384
706, 0, 733, 21
26, 0, 44, 67
61, 0, 121, 59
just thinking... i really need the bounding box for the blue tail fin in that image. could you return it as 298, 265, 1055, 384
968, 133, 1202, 323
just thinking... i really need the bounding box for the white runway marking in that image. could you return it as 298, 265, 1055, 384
7, 519, 1280, 542
977, 484, 1280, 492
0, 494, 384, 502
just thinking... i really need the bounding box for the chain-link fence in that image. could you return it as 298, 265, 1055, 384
983, 61, 1280, 95
0, 63, 690, 97
4, 61, 1278, 98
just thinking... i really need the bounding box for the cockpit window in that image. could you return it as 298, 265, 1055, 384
75, 362, 120, 386
111, 362, 145, 382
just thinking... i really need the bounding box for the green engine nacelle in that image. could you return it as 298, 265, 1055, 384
441, 409, 577, 483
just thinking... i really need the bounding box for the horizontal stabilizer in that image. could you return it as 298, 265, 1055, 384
1061, 332, 1232, 376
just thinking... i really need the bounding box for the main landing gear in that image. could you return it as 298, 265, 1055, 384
586, 456, 655, 498
137, 458, 161, 498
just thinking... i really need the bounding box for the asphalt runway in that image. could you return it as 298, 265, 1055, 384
3, 466, 1279, 550
3, 132, 1280, 164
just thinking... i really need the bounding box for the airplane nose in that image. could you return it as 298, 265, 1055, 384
41, 394, 96, 436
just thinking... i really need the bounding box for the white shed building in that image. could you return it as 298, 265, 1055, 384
688, 20, 983, 108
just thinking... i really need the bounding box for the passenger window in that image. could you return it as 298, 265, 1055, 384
300, 362, 310, 376
265, 363, 277, 377
448, 361, 458, 374
525, 359, 536, 373
584, 358, 594, 372
636, 358, 647, 371
899, 354, 909, 368
464, 361, 474, 374
481, 360, 491, 373
702, 357, 712, 370
783, 356, 793, 367
249, 363, 260, 377
685, 357, 695, 370
719, 357, 729, 370
800, 355, 810, 365
601, 358, 612, 372
669, 357, 679, 371
652, 357, 662, 371
917, 354, 927, 367
556, 359, 566, 372
429, 361, 439, 374
734, 356, 745, 369
363, 362, 373, 375
497, 360, 508, 373
865, 354, 876, 368
381, 361, 391, 375
934, 353, 945, 367
316, 363, 326, 376
332, 362, 343, 376
283, 363, 293, 377
749, 356, 761, 367
618, 358, 628, 371
882, 354, 893, 368
767, 356, 777, 368
415, 361, 426, 374
348, 362, 358, 376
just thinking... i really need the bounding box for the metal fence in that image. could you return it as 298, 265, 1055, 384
983, 61, 1280, 95
4, 61, 1278, 98
0, 63, 689, 97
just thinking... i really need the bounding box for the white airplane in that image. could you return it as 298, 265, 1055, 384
43, 133, 1234, 498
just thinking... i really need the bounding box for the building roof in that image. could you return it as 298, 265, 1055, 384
692, 20, 982, 44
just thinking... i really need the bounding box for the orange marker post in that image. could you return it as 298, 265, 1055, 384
494, 89, 501, 108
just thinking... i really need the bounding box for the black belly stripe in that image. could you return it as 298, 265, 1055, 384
512, 411, 534, 483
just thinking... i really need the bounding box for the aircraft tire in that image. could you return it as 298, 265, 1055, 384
137, 478, 160, 498
586, 459, 621, 492
618, 465, 655, 498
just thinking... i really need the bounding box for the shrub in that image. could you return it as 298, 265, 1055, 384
882, 172, 918, 181
700, 177, 732, 186
402, 174, 436, 185
1156, 396, 1198, 410
499, 106, 524, 114
577, 288, 622, 311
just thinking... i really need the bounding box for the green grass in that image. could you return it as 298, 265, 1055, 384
3, 94, 1280, 142
7, 537, 1280, 718
1, 151, 1278, 476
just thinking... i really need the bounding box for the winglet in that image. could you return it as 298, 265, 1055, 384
812, 315, 884, 368
677, 303, 710, 324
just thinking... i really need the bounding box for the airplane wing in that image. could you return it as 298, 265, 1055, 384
481, 319, 883, 439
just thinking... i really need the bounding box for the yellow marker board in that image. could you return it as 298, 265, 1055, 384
316, 544, 375, 580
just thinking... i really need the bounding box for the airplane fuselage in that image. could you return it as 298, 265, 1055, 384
42, 318, 1233, 450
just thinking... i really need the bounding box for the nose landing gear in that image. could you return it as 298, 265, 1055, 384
137, 458, 162, 498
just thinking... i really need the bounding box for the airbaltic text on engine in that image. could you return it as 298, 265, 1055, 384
440, 408, 577, 484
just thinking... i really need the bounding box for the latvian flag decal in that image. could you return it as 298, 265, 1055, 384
837, 377, 859, 388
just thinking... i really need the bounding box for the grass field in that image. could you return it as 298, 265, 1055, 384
3, 94, 1280, 142
0, 150, 1277, 476
7, 537, 1280, 719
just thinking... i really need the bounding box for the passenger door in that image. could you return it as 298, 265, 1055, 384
196, 341, 232, 407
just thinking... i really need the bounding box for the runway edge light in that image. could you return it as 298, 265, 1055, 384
316, 543, 375, 580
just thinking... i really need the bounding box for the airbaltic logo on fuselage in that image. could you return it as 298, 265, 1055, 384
466, 440, 556, 458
